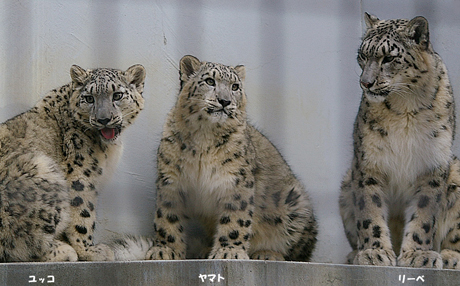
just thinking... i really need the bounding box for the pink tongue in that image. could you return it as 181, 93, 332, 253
101, 128, 116, 140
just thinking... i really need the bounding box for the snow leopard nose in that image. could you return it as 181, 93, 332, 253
218, 98, 231, 108
361, 60, 378, 90
97, 118, 111, 126
360, 80, 374, 89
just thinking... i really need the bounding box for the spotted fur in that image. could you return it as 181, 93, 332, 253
143, 55, 317, 261
0, 64, 145, 261
339, 13, 460, 269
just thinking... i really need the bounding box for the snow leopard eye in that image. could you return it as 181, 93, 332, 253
357, 52, 367, 62
205, 78, 215, 86
382, 55, 395, 64
231, 83, 239, 91
113, 92, 123, 101
84, 95, 94, 103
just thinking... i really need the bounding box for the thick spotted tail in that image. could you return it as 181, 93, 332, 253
109, 235, 155, 261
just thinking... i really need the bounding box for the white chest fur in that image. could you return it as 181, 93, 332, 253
364, 111, 451, 190
94, 142, 123, 187
178, 154, 235, 218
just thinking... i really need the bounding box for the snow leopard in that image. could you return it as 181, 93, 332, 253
112, 55, 317, 261
0, 64, 145, 261
339, 13, 460, 269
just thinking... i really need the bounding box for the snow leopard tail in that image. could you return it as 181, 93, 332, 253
109, 234, 155, 261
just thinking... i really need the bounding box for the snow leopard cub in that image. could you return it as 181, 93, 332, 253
145, 55, 317, 261
0, 64, 145, 261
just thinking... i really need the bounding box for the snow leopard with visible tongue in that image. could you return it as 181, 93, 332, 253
0, 64, 145, 261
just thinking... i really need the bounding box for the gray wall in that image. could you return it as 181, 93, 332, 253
1, 0, 459, 264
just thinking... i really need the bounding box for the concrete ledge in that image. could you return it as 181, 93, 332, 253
1, 260, 459, 286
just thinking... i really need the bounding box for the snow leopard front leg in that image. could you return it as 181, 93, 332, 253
65, 180, 114, 261
339, 168, 359, 263
146, 178, 187, 260
397, 168, 446, 269
344, 169, 396, 266
208, 169, 255, 260
438, 158, 460, 269
63, 134, 115, 261
146, 143, 187, 260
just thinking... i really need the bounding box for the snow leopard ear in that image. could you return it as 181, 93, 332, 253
179, 55, 202, 88
234, 65, 245, 82
364, 12, 379, 29
406, 16, 430, 50
70, 65, 89, 86
125, 64, 146, 94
